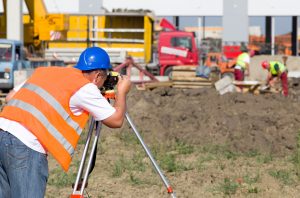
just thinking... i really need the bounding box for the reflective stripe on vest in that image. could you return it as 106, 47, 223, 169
270, 61, 286, 75
0, 67, 90, 171
7, 99, 75, 155
236, 53, 248, 68
22, 83, 81, 135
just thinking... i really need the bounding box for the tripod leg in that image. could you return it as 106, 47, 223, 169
79, 121, 102, 195
72, 118, 95, 194
71, 119, 102, 197
125, 112, 176, 198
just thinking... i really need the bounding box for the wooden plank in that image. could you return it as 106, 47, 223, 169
172, 65, 197, 71
144, 81, 173, 89
172, 71, 197, 77
233, 80, 261, 86
172, 76, 210, 82
136, 81, 173, 90
173, 81, 212, 86
173, 85, 208, 89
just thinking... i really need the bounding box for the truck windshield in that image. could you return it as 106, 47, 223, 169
0, 44, 13, 62
171, 37, 192, 51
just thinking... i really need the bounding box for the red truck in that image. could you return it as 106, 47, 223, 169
146, 18, 199, 77
147, 18, 242, 78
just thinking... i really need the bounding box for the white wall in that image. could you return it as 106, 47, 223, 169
103, 0, 300, 16
249, 0, 300, 16
1, 0, 299, 16
102, 0, 223, 16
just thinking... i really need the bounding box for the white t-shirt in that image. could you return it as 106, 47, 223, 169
0, 83, 116, 154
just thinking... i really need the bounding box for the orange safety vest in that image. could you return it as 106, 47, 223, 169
0, 67, 90, 171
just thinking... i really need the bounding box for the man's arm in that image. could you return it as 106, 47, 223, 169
244, 62, 250, 76
266, 72, 273, 85
102, 75, 131, 128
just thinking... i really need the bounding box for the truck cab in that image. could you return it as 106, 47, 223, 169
158, 31, 199, 76
0, 39, 31, 91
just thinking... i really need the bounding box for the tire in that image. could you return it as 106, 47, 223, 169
164, 67, 173, 80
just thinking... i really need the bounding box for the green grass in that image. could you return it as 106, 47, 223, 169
256, 154, 273, 164
174, 138, 194, 155
48, 160, 80, 188
196, 155, 215, 171
112, 156, 126, 177
117, 130, 140, 146
245, 149, 260, 158
131, 153, 146, 172
201, 145, 239, 160
243, 174, 260, 185
112, 152, 148, 177
247, 186, 259, 194
217, 178, 240, 196
269, 169, 295, 185
129, 173, 144, 185
293, 130, 300, 180
48, 168, 77, 188
159, 154, 177, 172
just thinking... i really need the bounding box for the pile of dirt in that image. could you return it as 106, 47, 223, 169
118, 86, 300, 156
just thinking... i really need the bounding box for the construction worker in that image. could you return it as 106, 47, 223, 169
261, 60, 288, 96
0, 47, 131, 198
234, 49, 255, 91
234, 50, 251, 80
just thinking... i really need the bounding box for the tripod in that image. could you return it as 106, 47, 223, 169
71, 112, 176, 198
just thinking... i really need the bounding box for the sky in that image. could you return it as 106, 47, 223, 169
0, 0, 296, 36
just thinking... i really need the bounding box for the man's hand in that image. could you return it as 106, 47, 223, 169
244, 70, 249, 77
102, 75, 131, 128
117, 75, 131, 95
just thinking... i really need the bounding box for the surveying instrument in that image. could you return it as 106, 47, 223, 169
70, 72, 176, 198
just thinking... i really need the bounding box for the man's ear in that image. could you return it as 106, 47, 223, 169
94, 72, 101, 83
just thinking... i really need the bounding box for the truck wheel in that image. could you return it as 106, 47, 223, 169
164, 67, 173, 80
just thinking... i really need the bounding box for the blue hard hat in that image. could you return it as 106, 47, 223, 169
74, 47, 111, 71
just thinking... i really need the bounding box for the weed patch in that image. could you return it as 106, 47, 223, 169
269, 169, 295, 185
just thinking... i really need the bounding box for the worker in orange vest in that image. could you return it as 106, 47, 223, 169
261, 60, 288, 96
0, 47, 131, 197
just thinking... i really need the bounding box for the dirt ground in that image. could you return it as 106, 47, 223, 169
125, 86, 300, 157
44, 53, 300, 198
46, 81, 300, 197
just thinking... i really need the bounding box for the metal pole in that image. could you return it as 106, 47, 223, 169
125, 112, 176, 198
203, 16, 205, 40
72, 118, 95, 194
80, 121, 102, 195
271, 16, 275, 55
197, 17, 202, 48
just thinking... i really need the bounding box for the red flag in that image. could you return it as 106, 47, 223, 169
159, 18, 176, 31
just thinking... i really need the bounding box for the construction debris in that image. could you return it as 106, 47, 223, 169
172, 66, 212, 89
135, 81, 173, 90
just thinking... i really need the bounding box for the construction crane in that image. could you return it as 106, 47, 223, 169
1, 0, 68, 56
0, 1, 154, 64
